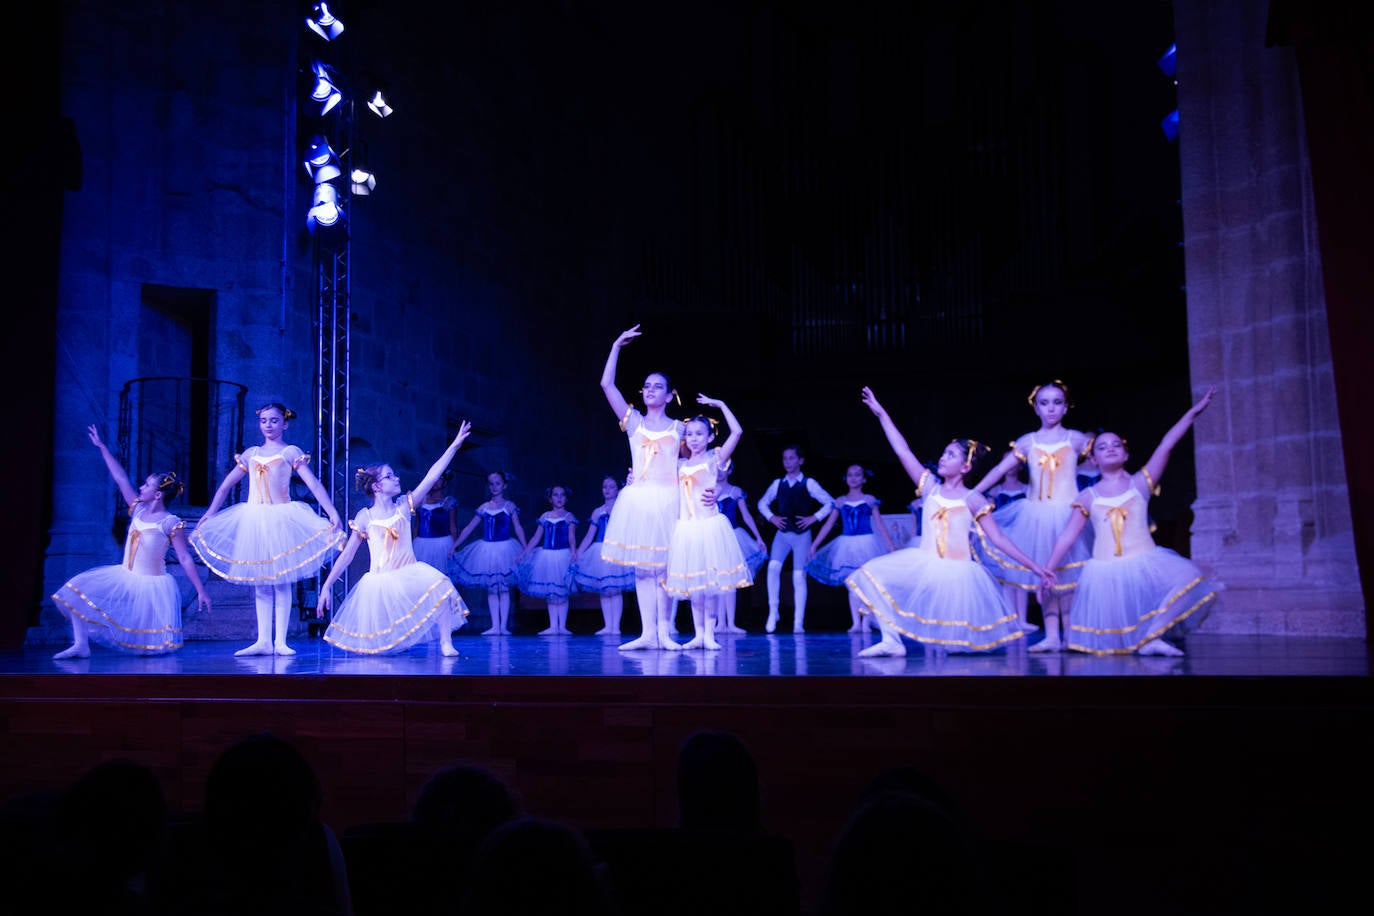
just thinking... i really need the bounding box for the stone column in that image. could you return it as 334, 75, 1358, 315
1176, 0, 1364, 635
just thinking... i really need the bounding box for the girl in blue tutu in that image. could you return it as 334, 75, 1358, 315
450, 471, 528, 635
573, 475, 636, 635
517, 485, 579, 635
807, 465, 896, 634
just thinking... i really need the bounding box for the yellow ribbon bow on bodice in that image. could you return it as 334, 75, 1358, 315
931, 507, 951, 559
1036, 449, 1064, 500
125, 529, 142, 570
638, 439, 661, 480
1105, 505, 1128, 557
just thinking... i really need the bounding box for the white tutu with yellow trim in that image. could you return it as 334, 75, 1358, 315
978, 497, 1091, 589
665, 514, 752, 598
846, 548, 1023, 651
192, 501, 340, 585
601, 480, 678, 572
53, 566, 183, 654
1066, 548, 1217, 654
323, 561, 466, 654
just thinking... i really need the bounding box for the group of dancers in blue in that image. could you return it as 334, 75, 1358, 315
51, 324, 1219, 661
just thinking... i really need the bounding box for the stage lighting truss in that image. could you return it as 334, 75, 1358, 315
311, 61, 344, 116
307, 2, 345, 41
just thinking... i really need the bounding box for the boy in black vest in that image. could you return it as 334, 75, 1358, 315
756, 445, 835, 632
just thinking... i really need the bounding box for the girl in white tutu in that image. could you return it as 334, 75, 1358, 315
847, 388, 1051, 657
599, 325, 684, 651
193, 403, 343, 656
412, 472, 459, 586
319, 422, 473, 656
53, 425, 212, 658
450, 471, 527, 635
517, 485, 579, 635
971, 381, 1094, 650
709, 462, 767, 634
572, 475, 635, 635
1043, 388, 1218, 655
807, 465, 896, 634
663, 396, 751, 650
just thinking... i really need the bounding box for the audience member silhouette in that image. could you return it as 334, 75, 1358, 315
458, 816, 614, 916
676, 729, 761, 832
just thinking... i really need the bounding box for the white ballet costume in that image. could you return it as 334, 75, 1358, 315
979, 432, 1091, 593
600, 410, 682, 572
191, 445, 341, 584
52, 503, 186, 654
664, 449, 753, 598
1065, 475, 1218, 654
847, 472, 1025, 652
323, 496, 468, 654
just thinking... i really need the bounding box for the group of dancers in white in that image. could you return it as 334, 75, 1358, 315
51, 324, 1218, 661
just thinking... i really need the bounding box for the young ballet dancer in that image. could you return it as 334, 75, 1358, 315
847, 387, 1051, 657
663, 396, 752, 650
319, 422, 473, 656
710, 463, 767, 634
517, 486, 579, 635
598, 324, 684, 651
193, 403, 343, 656
757, 445, 835, 633
52, 425, 212, 658
412, 471, 459, 587
971, 380, 1093, 650
450, 471, 527, 635
1042, 388, 1218, 655
806, 465, 897, 634
572, 475, 636, 635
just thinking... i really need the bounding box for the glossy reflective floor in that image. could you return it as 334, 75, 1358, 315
4, 630, 1368, 678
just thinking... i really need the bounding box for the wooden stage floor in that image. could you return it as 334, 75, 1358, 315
3, 632, 1371, 914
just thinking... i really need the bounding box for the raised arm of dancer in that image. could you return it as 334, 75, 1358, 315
317, 526, 365, 615
600, 325, 641, 419
859, 387, 926, 486
1141, 387, 1216, 487
87, 425, 138, 505
698, 394, 742, 463
1044, 507, 1090, 575
170, 528, 212, 612
410, 421, 472, 507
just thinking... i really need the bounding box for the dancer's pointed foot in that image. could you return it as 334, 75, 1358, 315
538, 627, 556, 636
235, 641, 274, 657
764, 610, 779, 633
273, 643, 296, 656
481, 627, 502, 636
618, 634, 660, 651
857, 639, 906, 658
1020, 621, 1042, 632
1029, 636, 1062, 653
1139, 638, 1184, 657
54, 644, 89, 659
440, 643, 460, 657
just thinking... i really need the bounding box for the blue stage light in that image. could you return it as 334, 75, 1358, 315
1161, 109, 1179, 142
1158, 43, 1177, 78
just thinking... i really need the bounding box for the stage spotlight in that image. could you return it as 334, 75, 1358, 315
1157, 43, 1177, 79
366, 90, 394, 118
307, 3, 345, 41
311, 62, 343, 116
307, 183, 348, 240
1161, 108, 1179, 142
304, 135, 342, 183
350, 167, 376, 196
